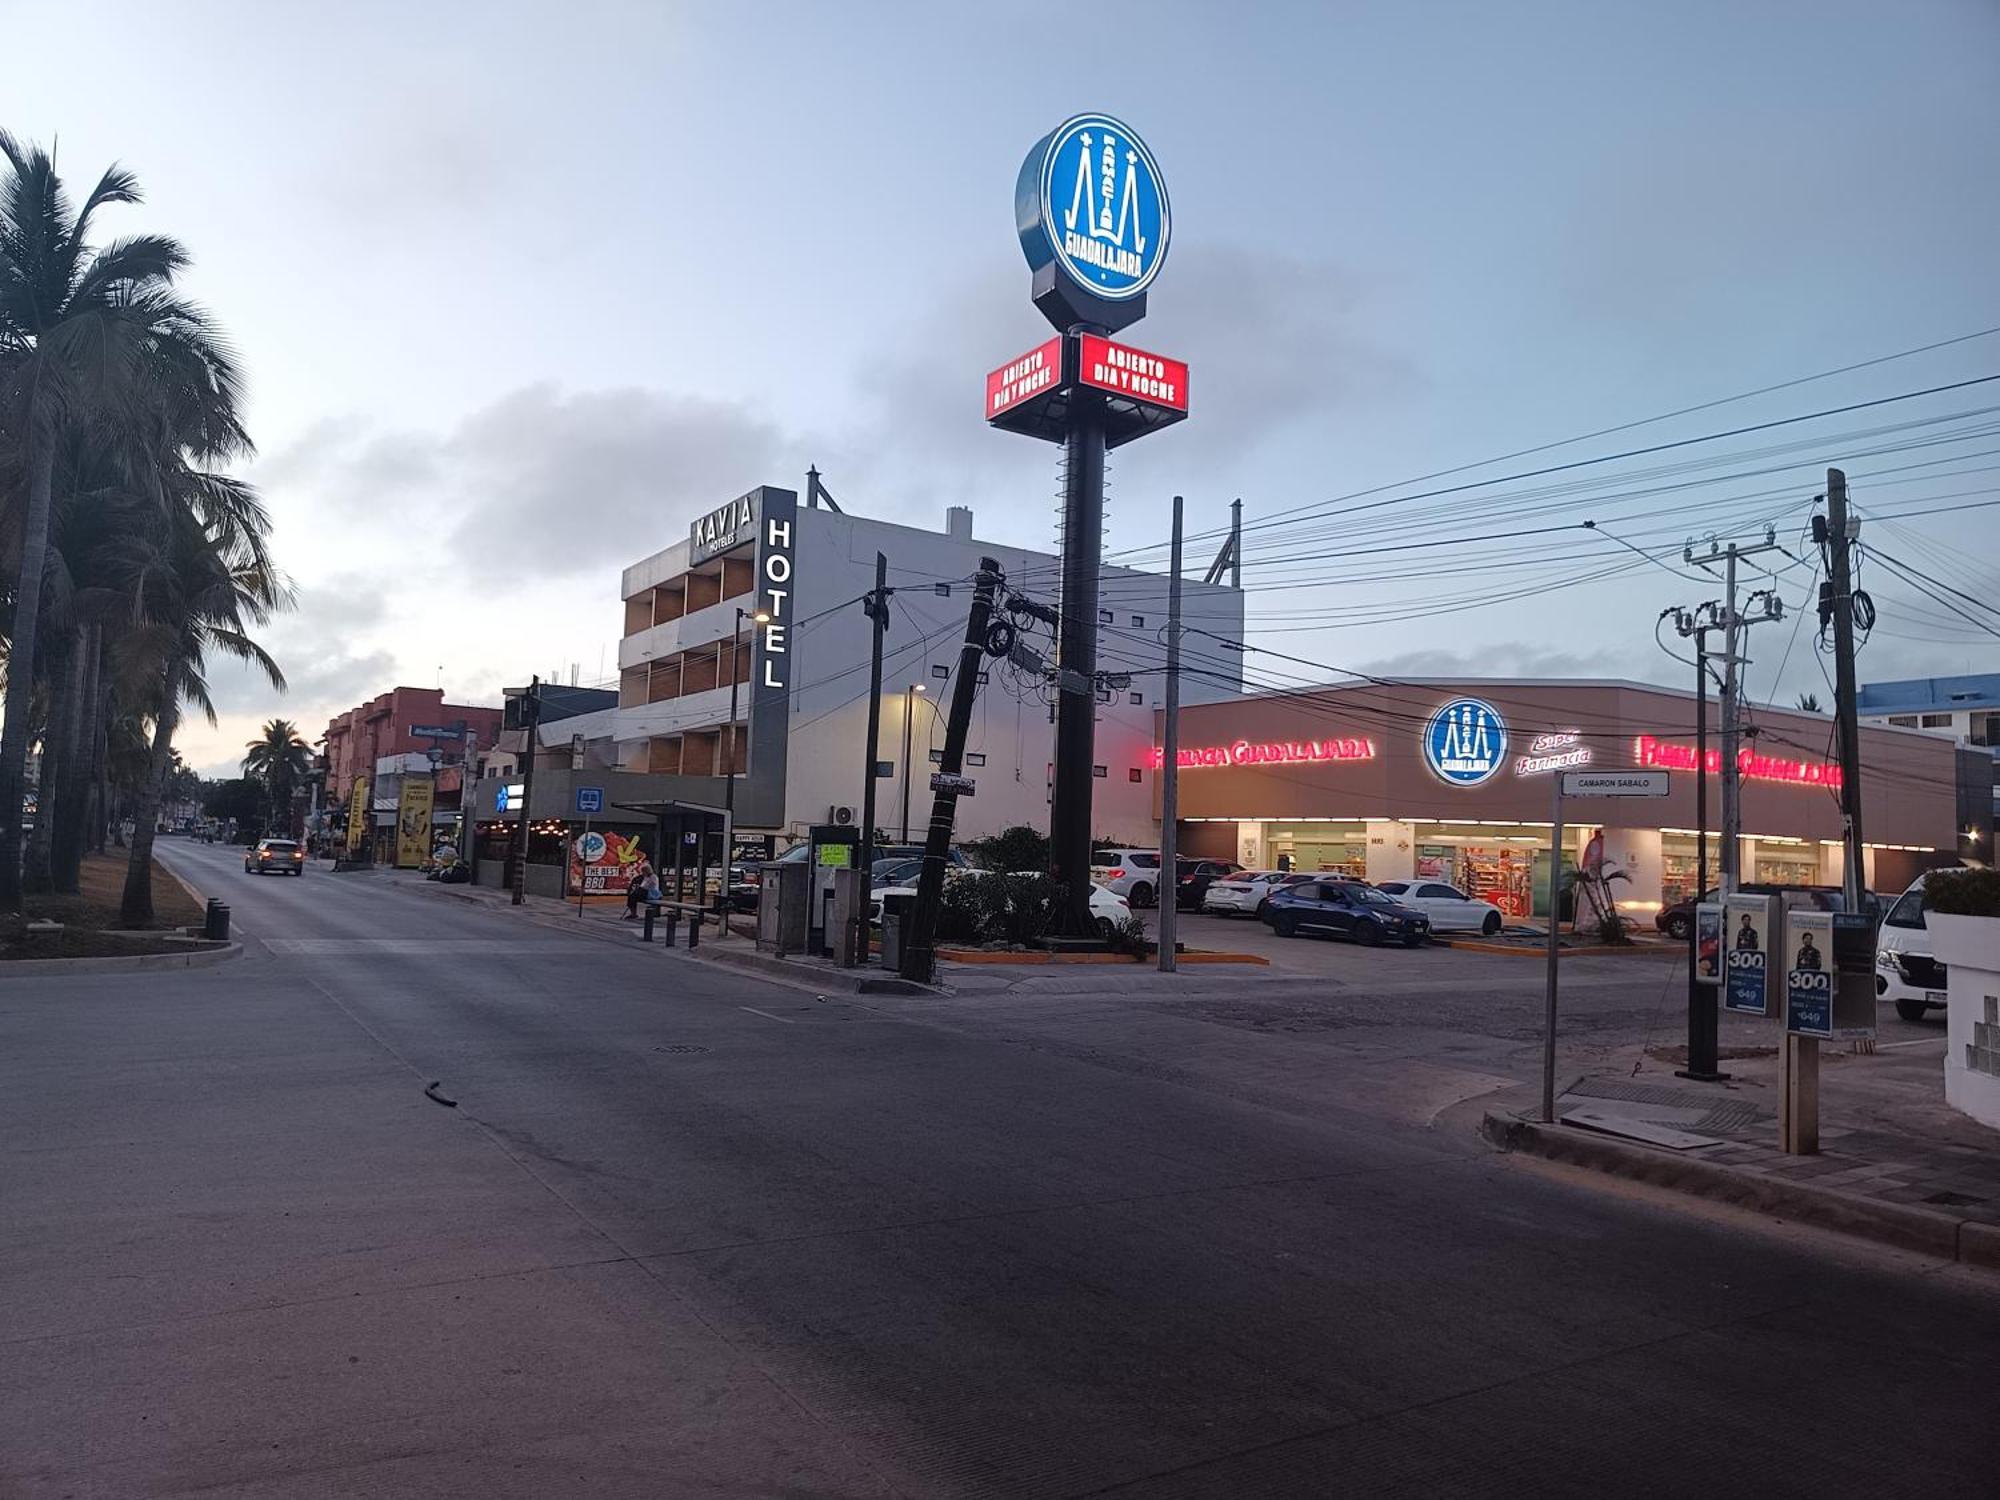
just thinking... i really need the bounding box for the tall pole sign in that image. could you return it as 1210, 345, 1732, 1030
989, 113, 1184, 935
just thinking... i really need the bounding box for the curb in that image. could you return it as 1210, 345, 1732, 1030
0, 942, 243, 979
696, 943, 938, 995
1481, 1110, 1994, 1266
1439, 937, 1678, 958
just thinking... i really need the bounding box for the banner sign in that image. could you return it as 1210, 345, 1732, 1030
1785, 909, 1834, 1036
1017, 113, 1171, 305
346, 777, 369, 854
1634, 735, 1841, 789
1150, 736, 1375, 770
395, 778, 434, 868
1693, 902, 1724, 987
1723, 894, 1775, 1016
689, 490, 758, 566
569, 828, 645, 896
410, 723, 464, 740
987, 337, 1062, 419
1075, 335, 1188, 413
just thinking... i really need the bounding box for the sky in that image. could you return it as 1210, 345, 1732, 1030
11, 0, 2000, 777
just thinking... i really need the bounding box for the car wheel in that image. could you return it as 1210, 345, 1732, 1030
1482, 911, 1502, 935
1254, 899, 1269, 921
1271, 912, 1299, 938
1130, 882, 1154, 909
1404, 930, 1425, 948
1356, 920, 1383, 947
1895, 998, 1932, 1023
1665, 913, 1691, 942
1097, 916, 1115, 939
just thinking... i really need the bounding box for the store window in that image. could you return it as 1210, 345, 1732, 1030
1753, 844, 1817, 887
1921, 712, 1953, 729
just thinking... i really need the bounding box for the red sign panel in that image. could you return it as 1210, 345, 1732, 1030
1077, 334, 1189, 413
985, 337, 1062, 420
1149, 736, 1375, 771
1633, 735, 1842, 788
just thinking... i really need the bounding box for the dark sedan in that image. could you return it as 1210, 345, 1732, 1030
1262, 878, 1431, 947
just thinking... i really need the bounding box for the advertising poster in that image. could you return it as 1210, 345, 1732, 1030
1830, 912, 1879, 1040
395, 778, 434, 868
346, 777, 369, 854
1693, 902, 1724, 986
1722, 895, 1774, 1016
1785, 909, 1835, 1038
569, 829, 645, 896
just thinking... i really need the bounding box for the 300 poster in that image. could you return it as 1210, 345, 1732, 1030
1723, 895, 1773, 1015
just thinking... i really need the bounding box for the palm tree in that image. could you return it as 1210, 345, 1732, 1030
114, 485, 287, 927
0, 132, 245, 913
1797, 692, 1823, 714
243, 718, 310, 836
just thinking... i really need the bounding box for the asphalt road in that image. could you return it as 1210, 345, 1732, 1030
4, 842, 1997, 1498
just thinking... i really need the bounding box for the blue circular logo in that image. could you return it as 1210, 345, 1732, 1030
1423, 699, 1508, 787
1016, 113, 1170, 303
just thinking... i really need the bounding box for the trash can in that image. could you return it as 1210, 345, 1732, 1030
203, 898, 231, 942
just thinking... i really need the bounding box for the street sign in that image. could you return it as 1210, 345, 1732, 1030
411, 723, 464, 740
930, 772, 976, 797
575, 786, 603, 815
1560, 769, 1670, 798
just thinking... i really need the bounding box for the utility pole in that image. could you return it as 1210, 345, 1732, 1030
1049, 384, 1107, 936
1158, 496, 1184, 974
858, 553, 889, 957
901, 685, 921, 842
509, 676, 540, 906
902, 559, 1003, 982
1685, 535, 1784, 894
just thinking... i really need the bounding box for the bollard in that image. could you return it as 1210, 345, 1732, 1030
641, 903, 659, 942
203, 898, 231, 942
663, 910, 679, 948
688, 911, 702, 949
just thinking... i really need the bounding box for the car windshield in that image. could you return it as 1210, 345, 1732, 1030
1349, 887, 1397, 906
1375, 881, 1408, 894
263, 841, 297, 853
1884, 887, 1928, 930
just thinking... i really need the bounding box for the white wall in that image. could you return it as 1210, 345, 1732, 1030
1364, 820, 1417, 883
778, 506, 1245, 842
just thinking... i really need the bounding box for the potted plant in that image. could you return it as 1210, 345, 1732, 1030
1922, 867, 2000, 1131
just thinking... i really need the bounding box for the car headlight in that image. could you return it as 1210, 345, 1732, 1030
1876, 951, 1899, 971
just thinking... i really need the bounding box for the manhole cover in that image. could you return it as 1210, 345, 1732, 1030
654, 1044, 710, 1055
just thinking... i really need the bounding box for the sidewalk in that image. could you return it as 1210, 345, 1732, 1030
1484, 1036, 2000, 1268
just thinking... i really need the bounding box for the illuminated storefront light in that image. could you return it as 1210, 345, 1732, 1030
1633, 734, 1841, 788
1150, 736, 1375, 770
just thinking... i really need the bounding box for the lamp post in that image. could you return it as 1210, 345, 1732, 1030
901, 683, 926, 843
722, 605, 771, 910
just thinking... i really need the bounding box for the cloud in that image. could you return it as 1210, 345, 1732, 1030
1357, 641, 1663, 684
256, 386, 811, 584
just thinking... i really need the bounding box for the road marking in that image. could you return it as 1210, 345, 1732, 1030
1874, 1035, 1949, 1049
262, 939, 563, 955
739, 1006, 796, 1023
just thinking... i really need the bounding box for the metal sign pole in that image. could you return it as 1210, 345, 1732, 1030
1542, 774, 1565, 1124
576, 813, 589, 917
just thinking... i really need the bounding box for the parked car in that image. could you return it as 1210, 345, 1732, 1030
1092, 848, 1166, 907
1655, 883, 1882, 942
1262, 878, 1431, 946
244, 838, 305, 876
1201, 870, 1319, 917
1173, 858, 1243, 911
1373, 880, 1506, 935
1878, 871, 1954, 1023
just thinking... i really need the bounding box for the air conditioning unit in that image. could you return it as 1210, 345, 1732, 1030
829, 804, 856, 826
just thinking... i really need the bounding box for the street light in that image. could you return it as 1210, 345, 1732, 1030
722, 605, 773, 909
901, 683, 927, 842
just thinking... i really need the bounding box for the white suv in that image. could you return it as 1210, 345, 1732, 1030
1878, 871, 1952, 1023
1091, 849, 1165, 908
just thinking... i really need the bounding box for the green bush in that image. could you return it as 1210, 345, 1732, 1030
972, 872, 1059, 946
964, 825, 1050, 873
933, 875, 985, 944
1922, 867, 2000, 917
1103, 913, 1153, 960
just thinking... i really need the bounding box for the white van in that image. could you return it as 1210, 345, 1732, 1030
1877, 871, 1954, 1022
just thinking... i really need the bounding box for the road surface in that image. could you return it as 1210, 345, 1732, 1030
3, 841, 1996, 1497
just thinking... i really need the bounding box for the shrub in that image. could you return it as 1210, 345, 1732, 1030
1103, 913, 1153, 960
1922, 867, 2000, 918
964, 825, 1050, 874
933, 875, 985, 944
974, 872, 1059, 946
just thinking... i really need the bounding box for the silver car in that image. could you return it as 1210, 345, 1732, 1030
245, 838, 305, 875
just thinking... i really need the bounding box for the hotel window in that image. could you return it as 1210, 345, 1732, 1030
932, 664, 949, 679
1092, 765, 1107, 778
1129, 691, 1144, 706
935, 582, 952, 597
1131, 614, 1146, 628
929, 749, 944, 765
966, 752, 986, 767
1128, 768, 1143, 783
1097, 608, 1113, 624
1888, 715, 1919, 727
1972, 713, 2000, 747
1922, 713, 1953, 729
